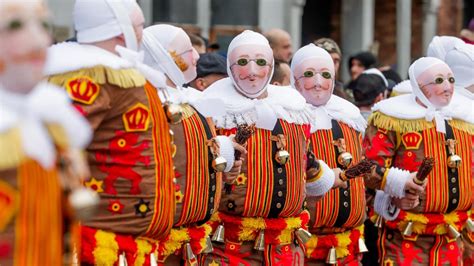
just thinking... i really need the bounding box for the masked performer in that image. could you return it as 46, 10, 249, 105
200, 30, 345, 266
140, 24, 243, 265
0, 0, 92, 265
290, 44, 368, 265
44, 1, 176, 264
365, 57, 473, 265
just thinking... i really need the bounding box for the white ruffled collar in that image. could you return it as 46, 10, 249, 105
455, 85, 474, 101
203, 78, 314, 130
372, 93, 474, 125
308, 95, 367, 133
44, 42, 134, 76
0, 83, 92, 168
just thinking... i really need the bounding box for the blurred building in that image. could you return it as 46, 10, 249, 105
48, 0, 473, 81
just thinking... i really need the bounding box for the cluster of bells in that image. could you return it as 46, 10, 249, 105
373, 215, 474, 244
210, 224, 368, 265
210, 224, 313, 251
401, 219, 474, 240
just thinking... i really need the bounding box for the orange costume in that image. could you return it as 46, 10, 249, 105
304, 95, 368, 266
46, 42, 175, 265
364, 89, 473, 265
0, 83, 91, 265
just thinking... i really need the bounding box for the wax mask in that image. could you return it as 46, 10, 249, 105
130, 5, 145, 45
0, 0, 50, 93
229, 44, 273, 98
416, 63, 454, 108
293, 57, 334, 106
168, 30, 199, 83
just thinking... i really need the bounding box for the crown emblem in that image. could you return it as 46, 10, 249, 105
401, 132, 422, 150
122, 103, 151, 132
66, 76, 100, 105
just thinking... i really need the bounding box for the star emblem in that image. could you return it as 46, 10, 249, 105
134, 198, 151, 217
84, 177, 104, 193
235, 173, 247, 186
209, 260, 219, 266
175, 190, 184, 203
107, 199, 124, 214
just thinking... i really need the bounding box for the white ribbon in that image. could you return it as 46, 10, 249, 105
105, 0, 138, 51
254, 99, 278, 130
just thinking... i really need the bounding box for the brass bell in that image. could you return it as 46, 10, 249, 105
118, 252, 128, 266
164, 102, 183, 124
295, 228, 312, 245
275, 150, 290, 165
337, 152, 353, 169
358, 238, 369, 253
211, 224, 225, 243
403, 221, 414, 236
212, 156, 227, 172
447, 224, 461, 240
374, 215, 384, 228
254, 230, 265, 251
68, 187, 100, 222
326, 246, 337, 264
202, 235, 214, 253
183, 242, 197, 266
447, 154, 461, 169
150, 253, 158, 266
466, 218, 474, 233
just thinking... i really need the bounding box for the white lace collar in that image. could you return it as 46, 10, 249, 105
308, 95, 367, 133
203, 78, 314, 130
0, 83, 92, 168
44, 42, 134, 76
372, 93, 474, 125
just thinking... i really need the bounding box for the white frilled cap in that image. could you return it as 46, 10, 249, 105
290, 43, 335, 89
363, 68, 389, 87
408, 57, 452, 133
445, 42, 474, 88
74, 0, 140, 51
226, 30, 274, 95
391, 80, 412, 95
426, 36, 464, 61
142, 24, 187, 87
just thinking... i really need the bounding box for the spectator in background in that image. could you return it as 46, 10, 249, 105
207, 43, 220, 53
264, 28, 293, 63
347, 51, 377, 83
350, 68, 388, 120
189, 52, 228, 91
314, 37, 351, 100
460, 18, 474, 45
188, 33, 206, 54
270, 60, 291, 86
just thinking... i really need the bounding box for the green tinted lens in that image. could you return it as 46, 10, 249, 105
448, 77, 455, 84
303, 71, 314, 78
8, 19, 23, 31
435, 77, 444, 84
237, 58, 248, 66
42, 20, 51, 30
256, 59, 267, 66
321, 71, 332, 79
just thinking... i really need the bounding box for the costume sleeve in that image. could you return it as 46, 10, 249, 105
214, 135, 235, 173
305, 146, 335, 197
363, 123, 410, 198
374, 190, 400, 221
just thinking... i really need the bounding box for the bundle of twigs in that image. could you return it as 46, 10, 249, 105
414, 157, 435, 185
233, 124, 255, 160
341, 159, 376, 181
